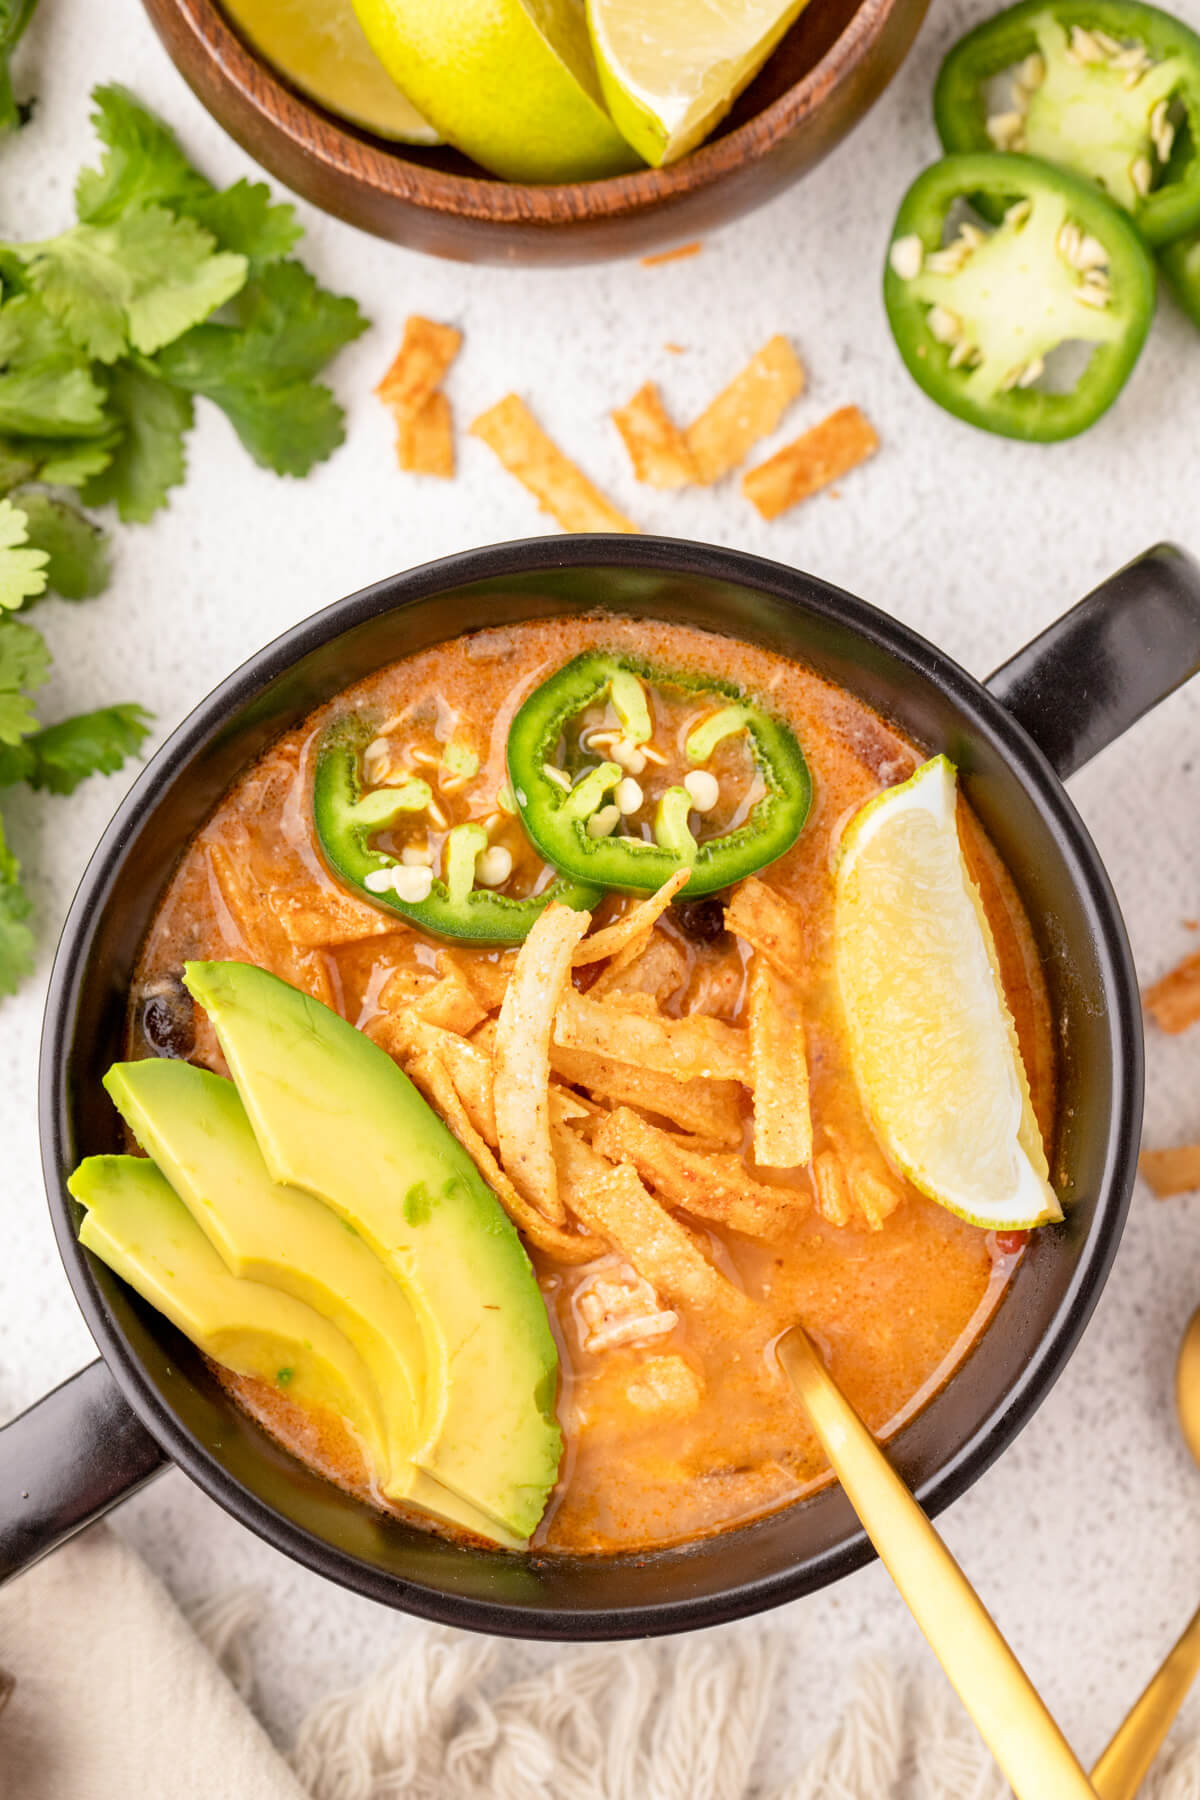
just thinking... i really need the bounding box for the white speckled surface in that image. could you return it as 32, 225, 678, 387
2, 0, 1199, 1780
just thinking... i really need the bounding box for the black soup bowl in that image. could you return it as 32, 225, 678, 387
5, 534, 1200, 1638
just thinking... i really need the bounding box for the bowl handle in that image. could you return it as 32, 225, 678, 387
0, 1360, 167, 1585
986, 543, 1200, 779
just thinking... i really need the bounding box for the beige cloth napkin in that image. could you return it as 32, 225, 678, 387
3, 1521, 1200, 1800
0, 1524, 306, 1800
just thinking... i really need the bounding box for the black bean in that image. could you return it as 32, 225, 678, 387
141, 975, 195, 1060
671, 896, 729, 945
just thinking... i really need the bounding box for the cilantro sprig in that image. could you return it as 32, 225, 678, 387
0, 85, 367, 994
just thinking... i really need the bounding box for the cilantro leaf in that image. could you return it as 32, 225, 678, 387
5, 701, 151, 793
0, 431, 119, 491
0, 293, 110, 437
0, 613, 49, 743
80, 360, 192, 522
21, 207, 247, 363
12, 488, 110, 599
75, 84, 211, 224
182, 181, 302, 266
153, 261, 367, 475
77, 86, 299, 266
0, 496, 46, 609
0, 0, 38, 138
0, 809, 33, 995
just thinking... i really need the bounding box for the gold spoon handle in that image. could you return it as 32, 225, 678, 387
1091, 1602, 1200, 1798
779, 1327, 1097, 1800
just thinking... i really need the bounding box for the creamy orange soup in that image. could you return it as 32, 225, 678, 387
130, 616, 1054, 1555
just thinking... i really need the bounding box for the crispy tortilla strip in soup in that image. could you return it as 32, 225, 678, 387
130, 615, 1056, 1557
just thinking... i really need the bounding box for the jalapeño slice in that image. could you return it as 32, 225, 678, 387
505, 652, 811, 898
884, 153, 1155, 441
313, 720, 601, 945
934, 0, 1200, 248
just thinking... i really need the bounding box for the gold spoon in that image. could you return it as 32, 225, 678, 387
1090, 1306, 1200, 1798
778, 1324, 1099, 1800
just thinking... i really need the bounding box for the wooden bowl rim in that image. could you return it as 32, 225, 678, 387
157, 0, 904, 227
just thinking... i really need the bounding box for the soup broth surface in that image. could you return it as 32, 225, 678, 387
132, 615, 1055, 1555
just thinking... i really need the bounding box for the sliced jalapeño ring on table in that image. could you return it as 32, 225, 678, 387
835, 754, 1062, 1231
1162, 226, 1200, 326
884, 152, 1156, 441
313, 719, 601, 944
933, 0, 1200, 248
504, 651, 812, 897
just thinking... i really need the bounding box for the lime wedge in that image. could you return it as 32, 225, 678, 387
350, 0, 641, 183
587, 0, 811, 166
220, 0, 441, 144
835, 755, 1062, 1232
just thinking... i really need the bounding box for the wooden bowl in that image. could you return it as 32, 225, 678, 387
142, 0, 932, 265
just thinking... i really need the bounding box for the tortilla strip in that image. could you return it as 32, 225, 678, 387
275, 887, 402, 949
1144, 950, 1200, 1033
495, 902, 591, 1222
395, 390, 455, 479
379, 1016, 499, 1144
407, 1051, 602, 1263
456, 952, 517, 1013
684, 336, 805, 484
593, 1108, 801, 1239
207, 840, 334, 1009
611, 383, 698, 489
470, 395, 640, 535
724, 877, 806, 983
640, 241, 703, 267
375, 316, 462, 413
590, 932, 687, 1006
552, 1125, 746, 1318
375, 964, 486, 1037
573, 871, 691, 966
848, 1164, 904, 1231
1140, 1143, 1200, 1197
743, 406, 879, 522
748, 956, 812, 1168
554, 989, 750, 1083
812, 1150, 852, 1227
549, 1043, 743, 1146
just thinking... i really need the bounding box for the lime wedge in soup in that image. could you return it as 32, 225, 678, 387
587, 0, 812, 166
834, 755, 1062, 1232
349, 0, 640, 183
220, 0, 441, 144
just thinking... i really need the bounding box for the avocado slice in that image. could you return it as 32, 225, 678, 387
71, 1154, 388, 1468
183, 960, 563, 1542
103, 1059, 519, 1548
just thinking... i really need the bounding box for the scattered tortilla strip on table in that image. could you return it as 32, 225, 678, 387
1144, 949, 1200, 1033
1140, 1143, 1200, 1197
684, 336, 805, 484
407, 1050, 602, 1262
640, 241, 704, 267
494, 902, 591, 1222
743, 405, 879, 522
470, 395, 640, 535
724, 877, 806, 983
554, 989, 750, 1083
395, 390, 455, 478
549, 1043, 744, 1146
593, 1107, 801, 1239
748, 956, 812, 1168
553, 1125, 747, 1318
573, 871, 691, 966
376, 316, 462, 412
611, 383, 698, 489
